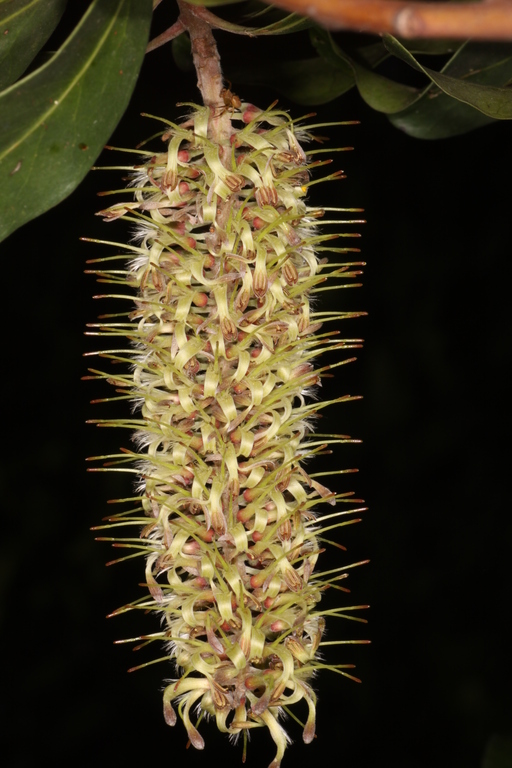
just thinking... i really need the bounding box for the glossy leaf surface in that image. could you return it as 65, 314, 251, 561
0, 0, 152, 242
385, 35, 512, 138
311, 27, 421, 113
0, 0, 67, 90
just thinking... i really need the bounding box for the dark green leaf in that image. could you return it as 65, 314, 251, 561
172, 32, 194, 72
242, 0, 287, 20
385, 37, 512, 137
388, 78, 500, 137
395, 38, 459, 56
176, 8, 307, 36
389, 88, 498, 139
0, 0, 67, 90
442, 40, 512, 80
384, 35, 512, 121
251, 12, 311, 35
309, 28, 512, 136
350, 40, 389, 70
232, 56, 355, 105
346, 59, 420, 114
311, 27, 420, 114
185, 2, 310, 36
0, 0, 153, 242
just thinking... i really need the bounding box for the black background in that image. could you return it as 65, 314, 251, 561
1, 2, 511, 767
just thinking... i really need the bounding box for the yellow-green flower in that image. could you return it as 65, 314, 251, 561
87, 101, 368, 767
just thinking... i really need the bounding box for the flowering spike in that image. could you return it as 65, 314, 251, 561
88, 101, 366, 766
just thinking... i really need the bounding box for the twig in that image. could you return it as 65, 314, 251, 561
147, 3, 260, 56
269, 0, 512, 41
176, 1, 233, 157
146, 19, 184, 53
188, 4, 257, 36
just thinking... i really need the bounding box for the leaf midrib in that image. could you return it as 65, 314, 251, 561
0, 0, 124, 162
0, 0, 42, 25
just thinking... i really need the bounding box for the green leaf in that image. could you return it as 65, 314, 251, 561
251, 12, 311, 35
346, 58, 420, 114
172, 32, 194, 73
311, 27, 419, 114
0, 0, 67, 90
310, 28, 512, 137
384, 35, 512, 137
395, 37, 459, 56
232, 56, 355, 105
0, 0, 153, 242
350, 40, 389, 70
389, 90, 498, 139
180, 2, 310, 36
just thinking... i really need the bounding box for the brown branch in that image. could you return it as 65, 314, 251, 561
269, 0, 512, 40
176, 1, 232, 152
146, 19, 184, 53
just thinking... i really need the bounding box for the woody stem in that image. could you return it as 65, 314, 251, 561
269, 0, 512, 41
177, 0, 233, 149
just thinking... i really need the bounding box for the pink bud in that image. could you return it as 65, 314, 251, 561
270, 620, 287, 631
242, 104, 261, 123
